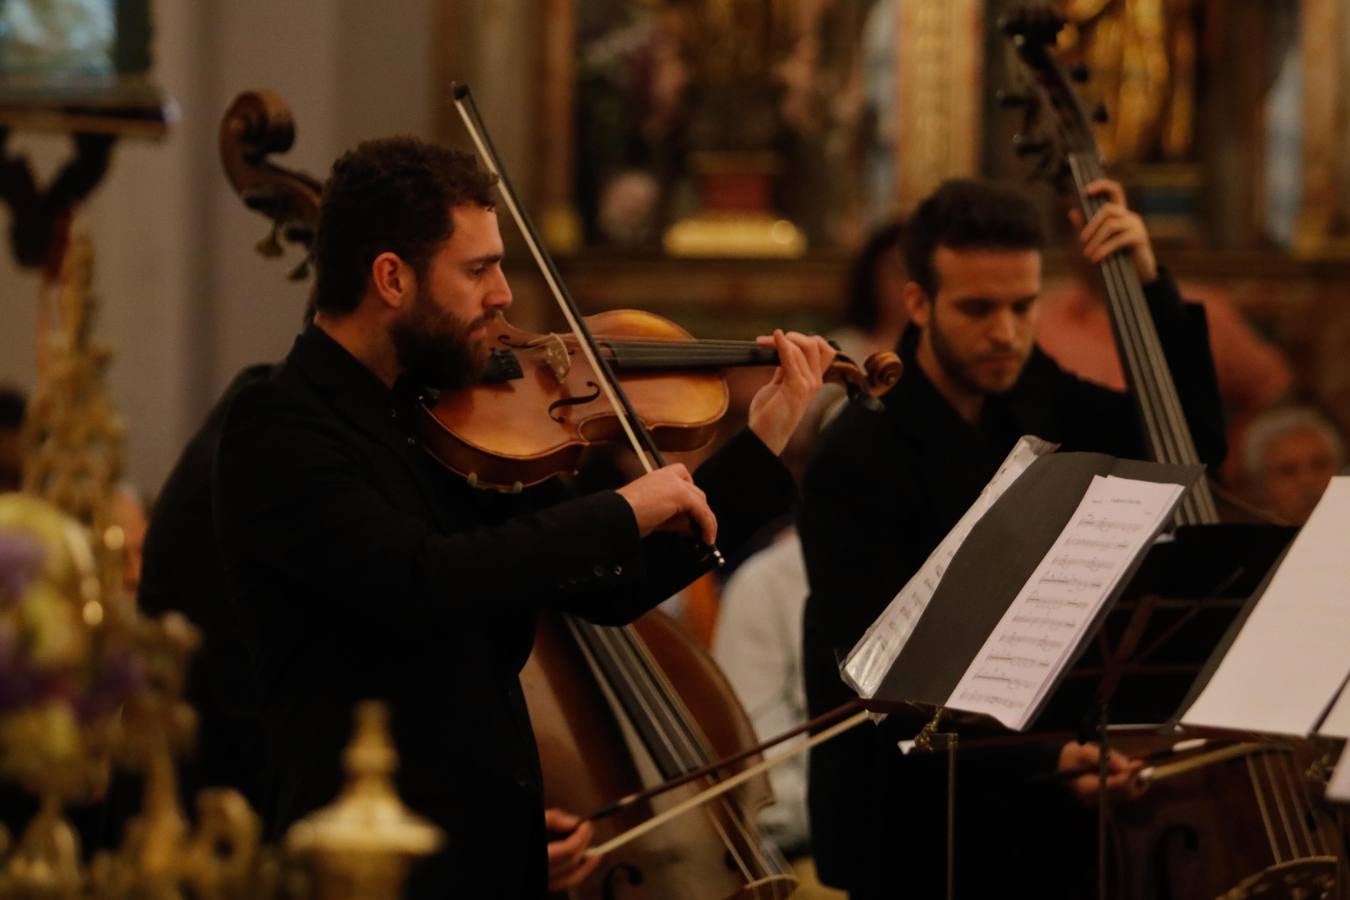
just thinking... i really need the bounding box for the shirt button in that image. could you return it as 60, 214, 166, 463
389, 408, 398, 419
613, 565, 623, 576
406, 437, 416, 446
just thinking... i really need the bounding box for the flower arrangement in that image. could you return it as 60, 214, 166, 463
0, 493, 143, 803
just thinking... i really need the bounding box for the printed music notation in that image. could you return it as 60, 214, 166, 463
842, 437, 1055, 699
947, 475, 1184, 730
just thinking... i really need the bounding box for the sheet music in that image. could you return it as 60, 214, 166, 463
945, 475, 1185, 730
841, 436, 1057, 698
1329, 743, 1350, 804
1184, 477, 1350, 736
1320, 680, 1350, 739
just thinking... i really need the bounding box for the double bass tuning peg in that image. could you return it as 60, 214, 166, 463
1092, 103, 1109, 124
1013, 133, 1050, 157
256, 224, 284, 258
1069, 63, 1090, 83
997, 88, 1034, 109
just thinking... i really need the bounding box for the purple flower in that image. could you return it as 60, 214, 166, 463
0, 530, 44, 602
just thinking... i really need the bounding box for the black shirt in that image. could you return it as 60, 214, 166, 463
213, 325, 795, 898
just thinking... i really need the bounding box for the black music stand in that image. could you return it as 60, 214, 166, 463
852, 450, 1293, 900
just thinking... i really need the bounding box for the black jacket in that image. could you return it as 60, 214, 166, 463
138, 364, 274, 811
213, 325, 794, 898
798, 272, 1225, 898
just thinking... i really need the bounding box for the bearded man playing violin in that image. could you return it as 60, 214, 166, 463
211, 136, 835, 899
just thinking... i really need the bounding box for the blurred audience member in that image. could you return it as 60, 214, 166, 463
1038, 282, 1291, 418
1241, 404, 1344, 525
831, 219, 908, 363
713, 529, 843, 898
0, 387, 26, 492
713, 529, 809, 856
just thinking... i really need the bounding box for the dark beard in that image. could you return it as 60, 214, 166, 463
389, 298, 490, 390
928, 314, 990, 398
928, 310, 1024, 398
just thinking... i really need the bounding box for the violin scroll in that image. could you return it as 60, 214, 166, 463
829, 351, 902, 411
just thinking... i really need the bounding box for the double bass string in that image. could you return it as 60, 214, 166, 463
1068, 153, 1216, 524
566, 617, 777, 887
1068, 158, 1182, 465
605, 623, 780, 884
1067, 153, 1309, 864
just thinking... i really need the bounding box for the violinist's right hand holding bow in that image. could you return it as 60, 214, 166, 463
616, 463, 718, 545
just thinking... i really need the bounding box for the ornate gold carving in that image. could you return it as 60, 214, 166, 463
1059, 0, 1199, 163
287, 702, 443, 899
896, 0, 984, 213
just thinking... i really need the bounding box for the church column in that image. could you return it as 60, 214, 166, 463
894, 0, 985, 214
1295, 0, 1347, 252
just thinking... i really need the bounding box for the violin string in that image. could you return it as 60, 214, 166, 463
454, 89, 660, 477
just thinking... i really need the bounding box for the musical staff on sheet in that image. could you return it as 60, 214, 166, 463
842, 437, 1055, 699
946, 475, 1185, 730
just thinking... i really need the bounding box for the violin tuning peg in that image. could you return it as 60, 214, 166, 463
256, 228, 284, 258
1070, 63, 1090, 83
288, 258, 311, 281
1092, 102, 1109, 123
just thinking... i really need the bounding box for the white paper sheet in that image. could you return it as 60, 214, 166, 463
841, 436, 1057, 698
1320, 680, 1350, 740
1183, 477, 1350, 737
1329, 743, 1350, 804
946, 475, 1184, 730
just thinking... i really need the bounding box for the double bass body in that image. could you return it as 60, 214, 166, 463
524, 610, 797, 899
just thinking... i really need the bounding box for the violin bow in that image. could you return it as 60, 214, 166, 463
451, 83, 723, 566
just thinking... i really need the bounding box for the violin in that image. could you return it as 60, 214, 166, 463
417, 308, 900, 490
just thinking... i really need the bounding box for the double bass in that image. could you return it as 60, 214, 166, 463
998, 7, 1345, 897
220, 86, 866, 898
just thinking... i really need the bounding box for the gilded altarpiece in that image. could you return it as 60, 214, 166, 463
437, 1, 1350, 436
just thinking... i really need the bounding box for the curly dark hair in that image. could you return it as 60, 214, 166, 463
904, 179, 1044, 298
311, 137, 497, 315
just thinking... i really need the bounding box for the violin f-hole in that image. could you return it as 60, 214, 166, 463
548, 382, 602, 423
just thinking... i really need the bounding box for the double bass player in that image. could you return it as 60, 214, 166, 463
799, 176, 1226, 898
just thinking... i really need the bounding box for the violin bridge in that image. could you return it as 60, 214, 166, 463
531, 333, 572, 382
